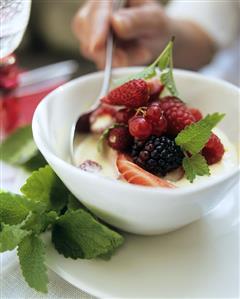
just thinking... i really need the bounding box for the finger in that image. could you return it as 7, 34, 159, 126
112, 44, 152, 67
88, 1, 112, 53
72, 1, 112, 54
72, 1, 93, 44
111, 4, 165, 40
127, 0, 156, 6
80, 43, 106, 69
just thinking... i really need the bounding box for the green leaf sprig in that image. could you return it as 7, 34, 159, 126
0, 166, 124, 293
114, 38, 178, 96
175, 113, 225, 182
0, 125, 47, 171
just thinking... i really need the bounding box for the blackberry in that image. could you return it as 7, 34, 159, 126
131, 136, 184, 176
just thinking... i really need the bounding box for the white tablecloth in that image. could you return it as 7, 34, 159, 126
0, 163, 97, 299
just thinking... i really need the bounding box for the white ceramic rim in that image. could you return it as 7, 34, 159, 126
32, 68, 240, 196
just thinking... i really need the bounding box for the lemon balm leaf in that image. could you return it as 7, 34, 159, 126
175, 113, 225, 154
0, 192, 33, 225
18, 235, 48, 293
0, 224, 30, 252
52, 209, 124, 260
158, 38, 178, 97
0, 125, 47, 171
114, 65, 156, 86
22, 211, 58, 234
0, 126, 37, 165
183, 154, 210, 183
20, 166, 69, 213
160, 68, 178, 97
22, 151, 47, 172
114, 38, 178, 95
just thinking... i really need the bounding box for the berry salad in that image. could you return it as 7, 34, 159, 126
74, 40, 237, 188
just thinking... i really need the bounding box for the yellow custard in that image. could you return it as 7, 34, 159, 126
74, 134, 118, 178
74, 128, 238, 186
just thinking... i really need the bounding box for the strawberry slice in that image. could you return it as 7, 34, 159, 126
116, 154, 175, 188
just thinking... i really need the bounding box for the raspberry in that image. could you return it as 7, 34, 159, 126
159, 96, 195, 136
189, 108, 203, 122
107, 127, 133, 151
202, 133, 224, 165
131, 135, 184, 176
128, 116, 152, 139
101, 79, 149, 108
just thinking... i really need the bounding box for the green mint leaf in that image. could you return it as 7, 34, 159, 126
20, 165, 69, 213
97, 127, 112, 153
18, 234, 48, 293
0, 192, 33, 225
0, 125, 37, 165
175, 113, 225, 154
52, 209, 124, 260
114, 38, 178, 97
158, 39, 178, 96
22, 151, 47, 172
22, 211, 58, 234
160, 68, 178, 97
67, 194, 84, 211
114, 65, 156, 86
0, 224, 30, 252
182, 154, 210, 183
158, 38, 174, 70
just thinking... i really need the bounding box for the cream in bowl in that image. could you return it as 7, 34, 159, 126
32, 67, 239, 235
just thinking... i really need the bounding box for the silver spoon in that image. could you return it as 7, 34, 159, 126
70, 0, 125, 164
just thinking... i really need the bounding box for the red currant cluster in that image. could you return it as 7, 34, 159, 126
128, 102, 167, 139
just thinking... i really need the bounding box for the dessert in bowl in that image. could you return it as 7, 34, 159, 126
32, 66, 239, 235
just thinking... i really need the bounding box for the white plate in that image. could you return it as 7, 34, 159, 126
3, 164, 239, 298
44, 186, 239, 299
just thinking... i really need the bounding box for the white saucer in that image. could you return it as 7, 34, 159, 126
44, 186, 239, 298
2, 163, 239, 298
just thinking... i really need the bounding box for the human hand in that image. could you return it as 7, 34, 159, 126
72, 0, 172, 69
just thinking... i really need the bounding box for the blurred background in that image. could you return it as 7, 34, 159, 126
16, 0, 170, 76
16, 0, 94, 76
1, 0, 239, 137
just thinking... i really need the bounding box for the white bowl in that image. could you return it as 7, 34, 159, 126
32, 68, 239, 235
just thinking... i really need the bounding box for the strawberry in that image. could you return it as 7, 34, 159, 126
116, 153, 175, 188
101, 79, 149, 108
147, 78, 164, 102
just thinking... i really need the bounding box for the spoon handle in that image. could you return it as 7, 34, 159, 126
98, 0, 126, 99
